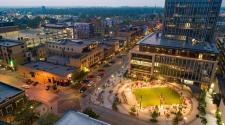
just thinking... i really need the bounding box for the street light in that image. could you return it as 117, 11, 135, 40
140, 95, 143, 109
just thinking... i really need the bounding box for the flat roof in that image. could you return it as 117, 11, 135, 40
23, 61, 75, 77
55, 110, 110, 125
47, 39, 91, 47
0, 39, 23, 47
139, 33, 218, 54
0, 82, 24, 103
44, 23, 69, 29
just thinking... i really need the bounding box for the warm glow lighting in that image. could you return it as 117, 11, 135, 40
82, 67, 90, 73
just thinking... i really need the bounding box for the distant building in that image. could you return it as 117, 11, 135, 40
74, 23, 94, 39
0, 21, 18, 34
99, 38, 120, 59
0, 82, 25, 116
163, 0, 222, 43
0, 38, 27, 68
55, 110, 110, 125
43, 23, 74, 39
116, 26, 143, 48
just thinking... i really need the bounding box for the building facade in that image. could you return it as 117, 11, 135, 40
18, 61, 75, 85
0, 82, 25, 117
45, 39, 104, 69
216, 38, 225, 75
0, 38, 27, 68
163, 0, 222, 43
129, 33, 218, 88
74, 23, 94, 39
128, 0, 222, 88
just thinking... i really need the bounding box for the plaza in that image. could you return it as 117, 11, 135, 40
91, 69, 198, 124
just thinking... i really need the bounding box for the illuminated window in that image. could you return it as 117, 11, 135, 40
199, 54, 203, 59
185, 23, 191, 29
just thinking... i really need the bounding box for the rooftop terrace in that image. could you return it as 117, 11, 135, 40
139, 33, 218, 54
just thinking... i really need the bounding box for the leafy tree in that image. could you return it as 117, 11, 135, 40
172, 110, 183, 125
200, 116, 207, 125
13, 100, 40, 125
37, 113, 59, 125
83, 108, 99, 119
129, 106, 137, 116
150, 110, 159, 122
215, 109, 223, 125
72, 69, 89, 84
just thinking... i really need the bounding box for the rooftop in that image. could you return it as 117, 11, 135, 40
139, 33, 218, 54
44, 23, 69, 28
0, 39, 23, 47
55, 110, 110, 125
47, 39, 95, 47
0, 82, 24, 103
23, 61, 75, 77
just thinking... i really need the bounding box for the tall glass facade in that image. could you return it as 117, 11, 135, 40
163, 0, 222, 43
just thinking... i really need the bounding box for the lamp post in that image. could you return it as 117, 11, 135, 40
140, 95, 143, 109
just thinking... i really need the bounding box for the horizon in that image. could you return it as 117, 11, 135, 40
0, 0, 223, 8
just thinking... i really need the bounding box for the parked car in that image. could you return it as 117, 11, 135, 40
25, 79, 33, 85
87, 75, 95, 79
46, 85, 50, 91
98, 69, 105, 72
79, 86, 87, 93
22, 84, 30, 89
33, 82, 39, 86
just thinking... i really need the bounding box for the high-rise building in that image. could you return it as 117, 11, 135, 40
129, 0, 222, 89
163, 0, 222, 43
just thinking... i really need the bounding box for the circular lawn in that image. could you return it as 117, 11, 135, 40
133, 87, 181, 107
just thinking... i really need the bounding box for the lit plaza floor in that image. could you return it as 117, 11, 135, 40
91, 76, 199, 125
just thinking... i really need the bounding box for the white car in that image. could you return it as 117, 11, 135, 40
22, 84, 30, 89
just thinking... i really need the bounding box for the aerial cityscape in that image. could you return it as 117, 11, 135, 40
0, 0, 225, 125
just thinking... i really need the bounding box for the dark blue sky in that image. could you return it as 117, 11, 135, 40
0, 0, 224, 7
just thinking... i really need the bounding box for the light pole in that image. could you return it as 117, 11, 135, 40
140, 95, 143, 109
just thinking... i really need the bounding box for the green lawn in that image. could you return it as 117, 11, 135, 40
133, 87, 181, 107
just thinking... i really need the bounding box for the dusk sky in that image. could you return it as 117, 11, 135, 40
0, 0, 224, 7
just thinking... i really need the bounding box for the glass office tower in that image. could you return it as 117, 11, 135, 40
163, 0, 222, 43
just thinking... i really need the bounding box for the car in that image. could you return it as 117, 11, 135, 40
79, 86, 87, 93
109, 61, 115, 64
22, 84, 30, 89
87, 75, 95, 79
103, 64, 110, 68
46, 85, 50, 90
98, 72, 104, 77
33, 82, 39, 86
25, 79, 33, 85
98, 69, 105, 72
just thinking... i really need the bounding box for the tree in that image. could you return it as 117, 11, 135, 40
150, 110, 159, 122
13, 100, 40, 125
72, 69, 89, 85
197, 91, 207, 125
37, 113, 59, 125
130, 106, 137, 116
215, 109, 223, 125
172, 110, 183, 125
83, 108, 99, 119
200, 117, 207, 125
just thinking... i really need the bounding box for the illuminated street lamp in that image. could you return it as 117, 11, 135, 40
9, 59, 15, 70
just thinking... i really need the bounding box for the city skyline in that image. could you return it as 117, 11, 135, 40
0, 0, 224, 7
